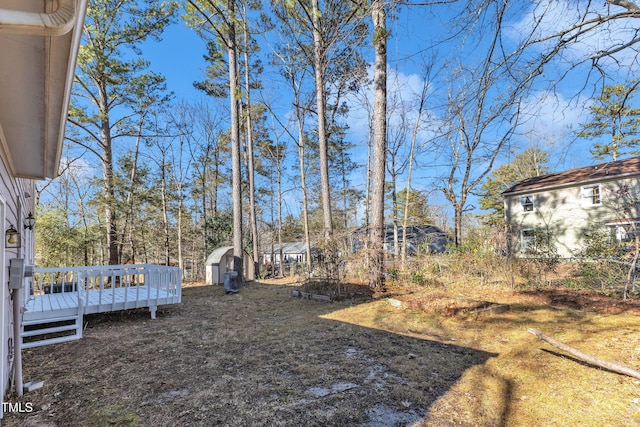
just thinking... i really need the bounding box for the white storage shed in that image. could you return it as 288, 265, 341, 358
205, 246, 255, 285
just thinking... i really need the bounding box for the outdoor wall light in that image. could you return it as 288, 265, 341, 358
5, 225, 20, 248
24, 212, 35, 230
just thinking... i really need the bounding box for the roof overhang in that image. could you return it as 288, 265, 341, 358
0, 0, 88, 179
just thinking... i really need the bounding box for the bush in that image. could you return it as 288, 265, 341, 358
569, 260, 627, 291
580, 225, 619, 258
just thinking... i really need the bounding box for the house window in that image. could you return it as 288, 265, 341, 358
520, 195, 534, 212
582, 184, 601, 205
521, 229, 535, 251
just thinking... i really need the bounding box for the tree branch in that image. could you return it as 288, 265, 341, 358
609, 0, 640, 13
528, 328, 640, 380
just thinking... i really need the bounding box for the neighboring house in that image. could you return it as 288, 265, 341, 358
0, 0, 89, 416
502, 157, 640, 258
262, 242, 310, 265
351, 224, 450, 256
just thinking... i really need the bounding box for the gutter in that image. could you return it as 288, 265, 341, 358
0, 0, 76, 36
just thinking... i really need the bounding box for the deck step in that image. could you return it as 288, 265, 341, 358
21, 315, 82, 349
21, 323, 79, 338
22, 334, 81, 349
23, 315, 79, 327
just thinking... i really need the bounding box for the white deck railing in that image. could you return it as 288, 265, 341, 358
26, 264, 182, 318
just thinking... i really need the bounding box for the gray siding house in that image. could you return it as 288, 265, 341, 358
503, 157, 640, 258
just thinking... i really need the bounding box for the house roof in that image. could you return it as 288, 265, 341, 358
0, 0, 88, 179
264, 242, 308, 255
502, 156, 640, 196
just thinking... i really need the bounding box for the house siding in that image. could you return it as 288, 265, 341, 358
0, 144, 35, 406
505, 175, 640, 258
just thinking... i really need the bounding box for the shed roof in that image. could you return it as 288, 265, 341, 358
503, 156, 640, 196
205, 246, 233, 265
206, 246, 253, 265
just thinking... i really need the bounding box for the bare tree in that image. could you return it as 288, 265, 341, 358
270, 0, 367, 278
264, 42, 315, 272
386, 90, 412, 260
261, 111, 288, 276
401, 77, 430, 265
436, 1, 525, 246
497, 1, 640, 98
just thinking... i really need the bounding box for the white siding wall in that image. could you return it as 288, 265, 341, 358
0, 144, 35, 406
505, 176, 640, 258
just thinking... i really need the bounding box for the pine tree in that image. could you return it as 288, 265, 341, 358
67, 0, 176, 265
576, 82, 640, 161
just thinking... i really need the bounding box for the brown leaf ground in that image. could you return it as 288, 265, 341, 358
3, 279, 640, 426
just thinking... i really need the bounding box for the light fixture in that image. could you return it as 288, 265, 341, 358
24, 212, 35, 230
5, 225, 20, 248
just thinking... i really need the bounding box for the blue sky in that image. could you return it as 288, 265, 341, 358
143, 22, 208, 100
128, 1, 640, 225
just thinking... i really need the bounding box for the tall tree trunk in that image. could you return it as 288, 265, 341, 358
126, 116, 145, 264
454, 203, 463, 247
389, 157, 399, 259
277, 162, 284, 276
401, 80, 428, 266
243, 17, 258, 281
177, 139, 185, 275
311, 0, 335, 277
297, 116, 313, 274
369, 0, 387, 292
228, 0, 243, 282
341, 150, 349, 229
201, 159, 208, 263
160, 151, 170, 266
100, 101, 119, 266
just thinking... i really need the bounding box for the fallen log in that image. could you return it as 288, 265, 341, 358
528, 328, 640, 380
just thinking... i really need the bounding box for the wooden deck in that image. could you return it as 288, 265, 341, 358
22, 264, 182, 347
25, 285, 179, 320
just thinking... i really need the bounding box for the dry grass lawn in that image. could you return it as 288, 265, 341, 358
3, 278, 640, 426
